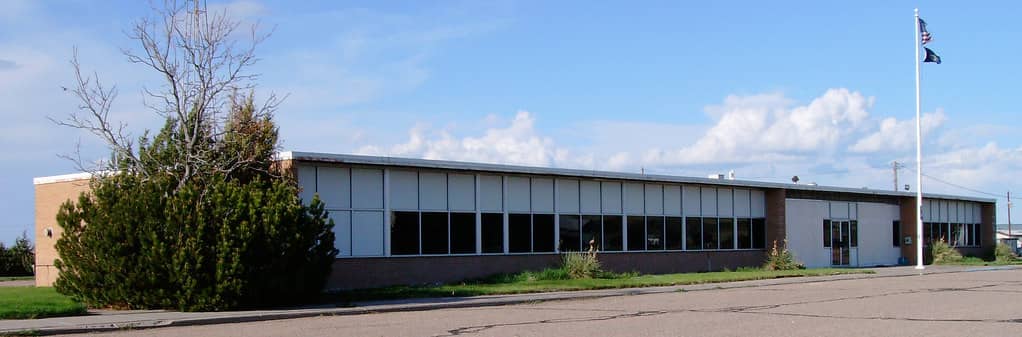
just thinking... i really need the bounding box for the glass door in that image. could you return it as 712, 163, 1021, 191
830, 221, 851, 266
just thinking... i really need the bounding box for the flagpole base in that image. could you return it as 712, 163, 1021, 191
914, 265, 925, 270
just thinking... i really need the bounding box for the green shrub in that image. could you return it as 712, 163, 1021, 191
561, 251, 602, 279
763, 239, 805, 270
0, 232, 34, 277
54, 98, 337, 311
995, 243, 1017, 263
930, 239, 963, 264
54, 174, 337, 311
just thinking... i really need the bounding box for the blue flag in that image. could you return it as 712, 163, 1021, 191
924, 47, 941, 64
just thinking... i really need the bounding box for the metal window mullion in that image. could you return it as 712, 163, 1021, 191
554, 178, 560, 253
446, 173, 451, 255
383, 168, 391, 257
475, 174, 482, 255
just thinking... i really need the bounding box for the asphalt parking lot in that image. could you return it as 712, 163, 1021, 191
66, 268, 1022, 337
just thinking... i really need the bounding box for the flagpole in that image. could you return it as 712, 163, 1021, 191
914, 8, 925, 270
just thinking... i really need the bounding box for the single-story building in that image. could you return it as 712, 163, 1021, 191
34, 151, 996, 289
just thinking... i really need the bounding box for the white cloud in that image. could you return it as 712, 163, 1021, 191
640, 88, 874, 166
849, 109, 947, 153
356, 111, 588, 168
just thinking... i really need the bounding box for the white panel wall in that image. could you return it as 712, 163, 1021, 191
602, 182, 622, 214
751, 190, 766, 218
351, 168, 382, 209
507, 177, 531, 212
664, 185, 681, 216
922, 199, 932, 222
938, 200, 948, 222
296, 164, 317, 205
734, 189, 751, 217
645, 184, 664, 215
557, 179, 580, 213
419, 171, 447, 210
850, 203, 858, 220
531, 178, 554, 212
701, 187, 717, 217
624, 183, 644, 214
856, 202, 901, 266
331, 211, 351, 256
972, 203, 982, 223
580, 181, 601, 214
479, 175, 503, 212
683, 186, 701, 216
390, 170, 418, 210
351, 211, 383, 256
448, 174, 475, 211
830, 202, 849, 219
785, 199, 831, 268
319, 167, 351, 209
717, 188, 733, 217
956, 202, 966, 223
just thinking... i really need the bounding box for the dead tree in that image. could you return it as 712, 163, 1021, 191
54, 0, 281, 190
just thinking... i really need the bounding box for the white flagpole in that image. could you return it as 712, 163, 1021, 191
914, 8, 925, 270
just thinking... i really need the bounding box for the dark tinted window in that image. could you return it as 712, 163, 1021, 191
533, 214, 556, 252
559, 215, 581, 252
850, 220, 858, 247
450, 213, 476, 254
603, 215, 623, 251
752, 218, 766, 249
892, 220, 901, 247
391, 211, 419, 255
823, 220, 831, 247
719, 218, 734, 250
627, 216, 645, 251
509, 214, 531, 253
974, 224, 982, 246
737, 218, 752, 249
665, 217, 683, 250
581, 215, 602, 251
646, 216, 664, 250
702, 218, 718, 250
421, 212, 449, 254
686, 217, 702, 250
481, 213, 504, 253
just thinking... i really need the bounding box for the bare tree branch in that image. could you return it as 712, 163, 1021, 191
55, 0, 280, 191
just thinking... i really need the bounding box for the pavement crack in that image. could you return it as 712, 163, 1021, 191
439, 310, 668, 336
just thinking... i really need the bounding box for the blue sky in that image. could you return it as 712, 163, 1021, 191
2, 0, 1021, 243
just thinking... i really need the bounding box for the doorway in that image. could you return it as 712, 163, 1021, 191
830, 220, 851, 266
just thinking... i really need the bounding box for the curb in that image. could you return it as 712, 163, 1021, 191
4, 265, 1018, 336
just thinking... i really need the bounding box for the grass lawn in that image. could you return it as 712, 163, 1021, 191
332, 268, 871, 303
937, 256, 1022, 266
0, 287, 87, 319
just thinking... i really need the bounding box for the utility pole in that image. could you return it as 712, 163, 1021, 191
891, 161, 905, 191
1008, 191, 1013, 249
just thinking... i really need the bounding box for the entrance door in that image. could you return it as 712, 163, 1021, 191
830, 221, 851, 266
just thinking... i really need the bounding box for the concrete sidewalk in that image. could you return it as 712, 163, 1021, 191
1, 265, 1016, 336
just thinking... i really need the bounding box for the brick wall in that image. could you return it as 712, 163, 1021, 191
764, 188, 786, 248
34, 178, 91, 287
326, 250, 767, 290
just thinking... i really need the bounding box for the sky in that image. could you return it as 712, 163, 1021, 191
3, 0, 1022, 243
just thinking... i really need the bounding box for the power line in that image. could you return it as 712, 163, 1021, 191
905, 167, 1007, 199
